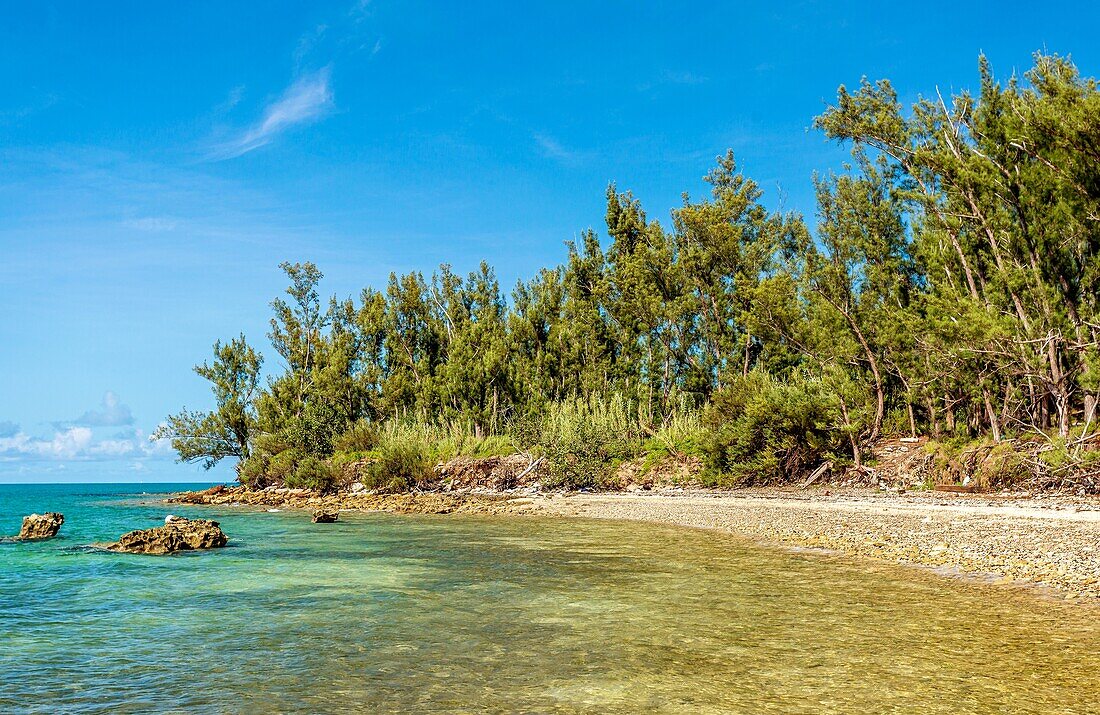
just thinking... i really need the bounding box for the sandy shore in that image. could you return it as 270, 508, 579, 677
524, 489, 1100, 601
170, 484, 1100, 601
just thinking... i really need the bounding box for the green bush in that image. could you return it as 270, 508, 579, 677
370, 418, 515, 463
538, 396, 639, 489
285, 455, 340, 492
333, 419, 380, 454
237, 454, 271, 488
702, 371, 856, 485
362, 438, 435, 492
281, 401, 344, 457
266, 448, 303, 483
977, 441, 1031, 489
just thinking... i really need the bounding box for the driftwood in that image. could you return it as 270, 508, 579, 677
515, 456, 544, 482
801, 461, 832, 488
934, 484, 976, 494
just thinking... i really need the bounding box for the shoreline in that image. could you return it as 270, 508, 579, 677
526, 490, 1100, 602
168, 485, 1100, 602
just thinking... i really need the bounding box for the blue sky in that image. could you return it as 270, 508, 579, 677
1, 1, 1098, 482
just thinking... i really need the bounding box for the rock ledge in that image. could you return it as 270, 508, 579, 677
18, 512, 64, 540
107, 516, 228, 555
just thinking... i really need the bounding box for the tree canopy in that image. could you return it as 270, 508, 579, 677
164, 53, 1100, 487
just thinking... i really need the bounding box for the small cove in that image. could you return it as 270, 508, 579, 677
2, 483, 1098, 714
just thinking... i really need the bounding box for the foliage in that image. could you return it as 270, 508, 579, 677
333, 419, 380, 454
155, 335, 262, 470
164, 53, 1100, 489
535, 396, 640, 489
285, 455, 340, 493
703, 371, 859, 485
361, 436, 435, 493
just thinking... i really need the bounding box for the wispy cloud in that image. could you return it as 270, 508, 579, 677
210, 68, 334, 160
661, 70, 707, 85
0, 91, 61, 124
294, 24, 329, 69
123, 216, 178, 232
214, 85, 246, 115
637, 70, 708, 92
533, 132, 589, 165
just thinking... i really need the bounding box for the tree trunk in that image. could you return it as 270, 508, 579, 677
742, 332, 752, 377
926, 397, 941, 438
824, 293, 885, 442
983, 389, 1002, 443
839, 396, 861, 468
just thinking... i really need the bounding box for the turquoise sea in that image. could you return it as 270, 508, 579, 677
2, 482, 1100, 714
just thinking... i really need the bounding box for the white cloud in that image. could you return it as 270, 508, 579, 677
294, 24, 329, 68
49, 427, 94, 458
73, 391, 134, 427
0, 397, 171, 464
0, 424, 169, 463
88, 438, 138, 457
146, 424, 174, 457
211, 68, 334, 160
0, 426, 91, 460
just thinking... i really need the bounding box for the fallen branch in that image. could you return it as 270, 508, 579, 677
515, 456, 544, 482
801, 461, 832, 489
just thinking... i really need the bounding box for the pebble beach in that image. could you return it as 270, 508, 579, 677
528, 489, 1100, 602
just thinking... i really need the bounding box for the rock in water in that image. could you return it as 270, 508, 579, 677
18, 513, 64, 540
107, 517, 228, 555
311, 509, 338, 523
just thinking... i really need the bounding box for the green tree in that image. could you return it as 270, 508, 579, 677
155, 335, 262, 470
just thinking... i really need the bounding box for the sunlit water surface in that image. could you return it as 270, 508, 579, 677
1, 483, 1098, 714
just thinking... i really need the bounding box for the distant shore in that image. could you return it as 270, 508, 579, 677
169, 484, 1100, 602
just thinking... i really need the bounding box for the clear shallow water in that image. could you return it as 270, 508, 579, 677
1, 484, 1099, 714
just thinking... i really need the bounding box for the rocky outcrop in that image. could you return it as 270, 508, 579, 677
172, 484, 228, 504
17, 512, 64, 540
106, 516, 228, 555
311, 509, 338, 523
168, 485, 528, 515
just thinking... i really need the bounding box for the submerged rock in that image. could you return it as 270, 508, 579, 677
311, 509, 338, 523
107, 516, 228, 555
18, 512, 64, 541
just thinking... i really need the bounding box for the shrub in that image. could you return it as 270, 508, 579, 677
976, 441, 1031, 489
362, 437, 435, 492
333, 419, 380, 454
538, 396, 639, 489
702, 370, 858, 485
266, 448, 303, 483
281, 401, 344, 457
285, 455, 340, 492
237, 454, 271, 488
